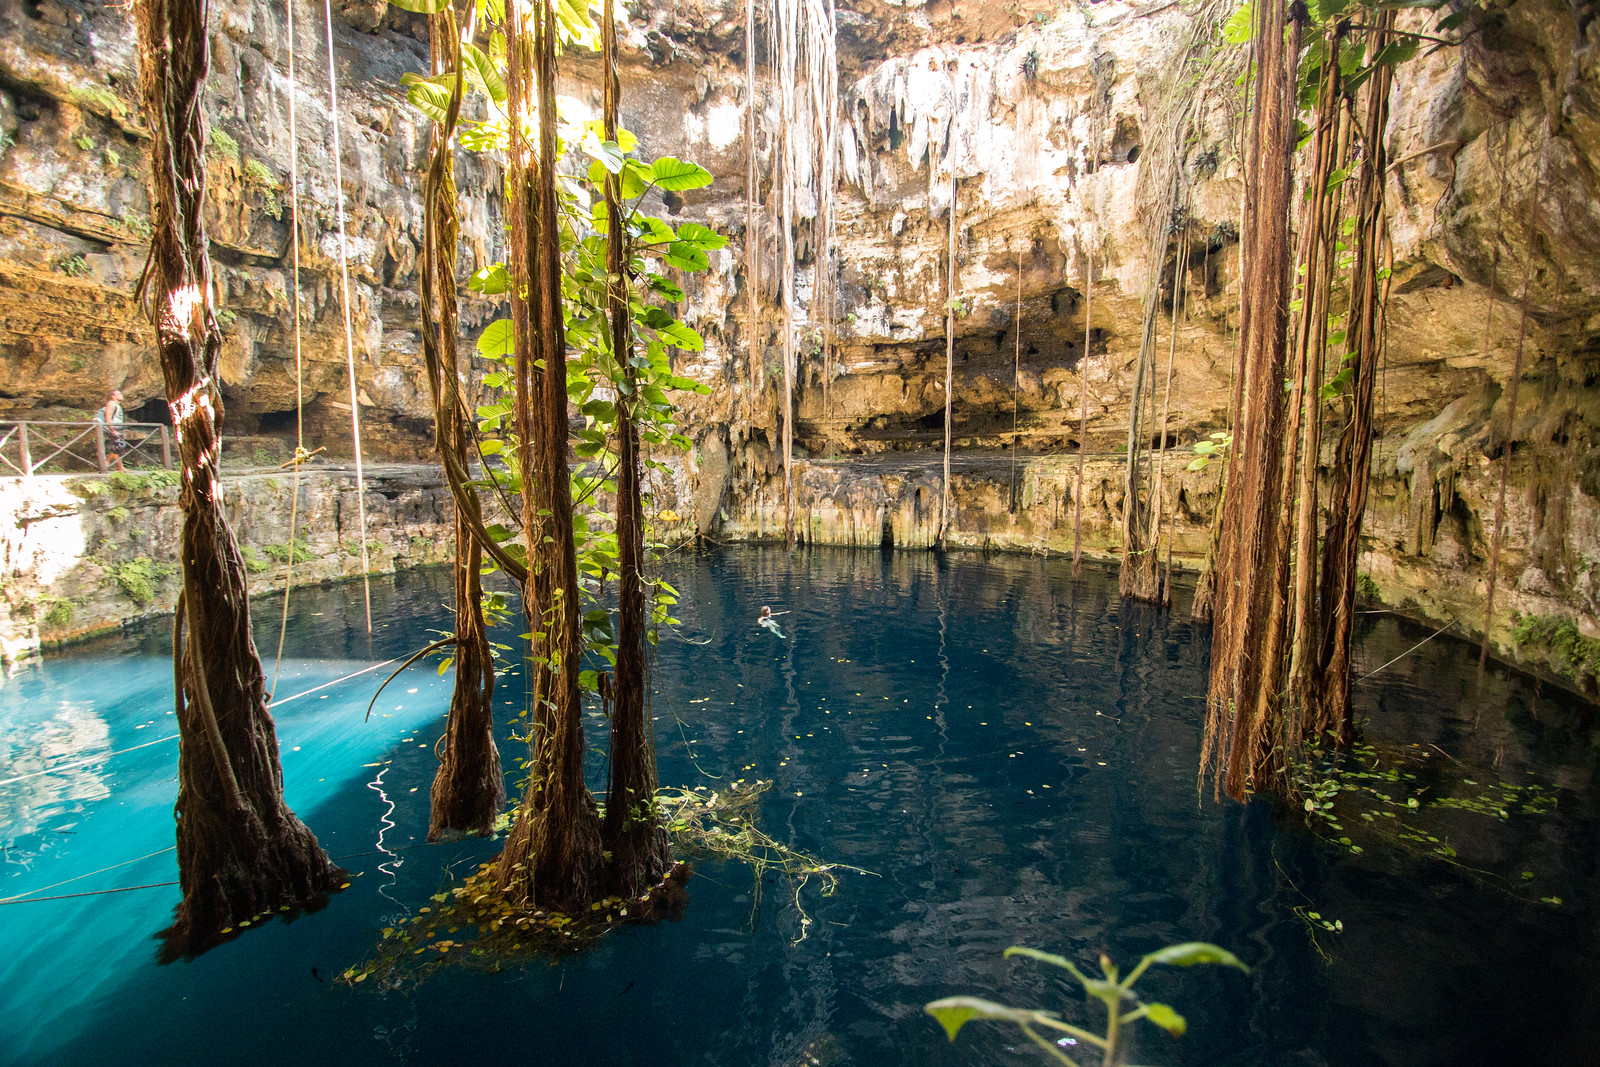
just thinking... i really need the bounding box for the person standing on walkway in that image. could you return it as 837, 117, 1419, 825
96, 388, 127, 472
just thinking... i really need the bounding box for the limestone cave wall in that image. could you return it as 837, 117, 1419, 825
4, 0, 1600, 692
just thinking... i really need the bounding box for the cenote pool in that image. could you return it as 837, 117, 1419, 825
1, 546, 1596, 1066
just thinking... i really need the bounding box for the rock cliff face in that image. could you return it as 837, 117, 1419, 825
3, 0, 1600, 692
0, 465, 454, 660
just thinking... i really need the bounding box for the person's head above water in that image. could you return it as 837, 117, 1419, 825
760, 606, 771, 618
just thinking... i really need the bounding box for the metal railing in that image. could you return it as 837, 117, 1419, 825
0, 420, 173, 477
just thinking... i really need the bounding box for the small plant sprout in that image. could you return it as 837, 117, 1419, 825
926, 940, 1249, 1066
1187, 430, 1232, 471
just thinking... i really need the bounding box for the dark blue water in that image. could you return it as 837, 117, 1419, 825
2, 548, 1596, 1066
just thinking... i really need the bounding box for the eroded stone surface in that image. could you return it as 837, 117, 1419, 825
3, 0, 1599, 694
0, 464, 454, 662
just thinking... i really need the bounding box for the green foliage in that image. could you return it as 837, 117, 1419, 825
72, 133, 94, 152
1356, 572, 1380, 602
1289, 734, 1557, 880
71, 479, 109, 498
927, 941, 1248, 1064
240, 545, 270, 575
55, 254, 91, 278
1512, 613, 1600, 689
104, 505, 130, 523
71, 86, 126, 118
243, 158, 283, 219
40, 596, 75, 628
1187, 430, 1232, 471
0, 129, 13, 153
119, 214, 152, 240
264, 539, 316, 565
208, 126, 240, 162
109, 557, 170, 605
107, 470, 178, 493
243, 158, 277, 187
102, 147, 121, 171
252, 445, 278, 466
410, 34, 719, 691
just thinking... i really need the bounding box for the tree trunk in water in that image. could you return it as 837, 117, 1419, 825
135, 0, 342, 961
601, 0, 672, 897
495, 0, 603, 911
421, 11, 503, 840
1201, 0, 1300, 801
1313, 14, 1397, 741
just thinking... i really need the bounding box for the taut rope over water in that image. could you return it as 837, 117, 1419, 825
272, 0, 308, 696
320, 0, 373, 632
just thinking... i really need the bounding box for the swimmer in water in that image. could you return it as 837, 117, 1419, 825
758, 605, 788, 638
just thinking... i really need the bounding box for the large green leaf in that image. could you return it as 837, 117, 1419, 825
674, 221, 727, 250
584, 135, 627, 174
649, 156, 714, 191
663, 241, 709, 272
554, 0, 597, 46
590, 159, 649, 199
461, 41, 507, 105
1003, 946, 1090, 983
923, 997, 1040, 1042
470, 262, 510, 295
401, 74, 454, 124
658, 320, 703, 352
476, 319, 515, 360
387, 0, 452, 12
1141, 1002, 1187, 1037
1138, 942, 1250, 972
1222, 2, 1252, 44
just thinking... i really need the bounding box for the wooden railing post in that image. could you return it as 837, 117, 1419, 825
18, 422, 33, 476
94, 423, 108, 473
161, 424, 172, 470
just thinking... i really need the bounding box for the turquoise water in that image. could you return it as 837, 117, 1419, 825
1, 548, 1595, 1065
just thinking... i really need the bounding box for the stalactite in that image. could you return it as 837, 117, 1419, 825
135, 0, 342, 961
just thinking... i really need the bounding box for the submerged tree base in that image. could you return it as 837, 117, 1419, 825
340, 780, 867, 986
160, 865, 349, 964
341, 860, 692, 987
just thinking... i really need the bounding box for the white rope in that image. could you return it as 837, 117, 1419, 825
272, 0, 308, 697
0, 654, 406, 789
321, 0, 374, 633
